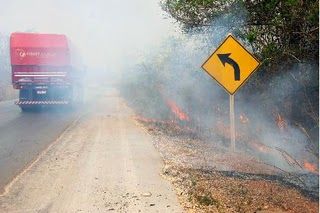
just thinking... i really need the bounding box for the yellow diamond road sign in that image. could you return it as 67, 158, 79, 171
202, 34, 261, 95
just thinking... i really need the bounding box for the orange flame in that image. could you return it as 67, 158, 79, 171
239, 113, 249, 124
303, 161, 318, 174
166, 100, 189, 121
275, 113, 287, 131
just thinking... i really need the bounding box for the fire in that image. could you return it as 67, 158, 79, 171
274, 112, 287, 131
303, 161, 318, 174
166, 100, 190, 121
239, 113, 249, 124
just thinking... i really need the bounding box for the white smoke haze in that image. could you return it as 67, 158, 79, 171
120, 6, 318, 179
0, 0, 317, 177
0, 0, 177, 74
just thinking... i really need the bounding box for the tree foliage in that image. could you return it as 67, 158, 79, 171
161, 0, 319, 65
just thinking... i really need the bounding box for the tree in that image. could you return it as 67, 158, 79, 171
161, 0, 319, 65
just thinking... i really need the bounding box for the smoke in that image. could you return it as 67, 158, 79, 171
0, 0, 177, 78
0, 0, 317, 174
120, 6, 318, 174
121, 9, 247, 123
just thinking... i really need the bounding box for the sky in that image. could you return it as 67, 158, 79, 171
0, 0, 176, 70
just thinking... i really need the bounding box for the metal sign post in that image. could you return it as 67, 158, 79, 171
229, 94, 235, 152
201, 34, 261, 152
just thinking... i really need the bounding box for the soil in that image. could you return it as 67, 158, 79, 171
137, 119, 319, 213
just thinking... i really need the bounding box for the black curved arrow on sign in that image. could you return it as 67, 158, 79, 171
217, 53, 240, 81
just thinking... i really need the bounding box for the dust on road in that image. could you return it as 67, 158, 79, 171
0, 88, 182, 212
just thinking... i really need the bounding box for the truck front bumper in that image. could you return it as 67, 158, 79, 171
15, 100, 69, 105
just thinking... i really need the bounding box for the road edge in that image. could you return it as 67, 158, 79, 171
0, 114, 83, 196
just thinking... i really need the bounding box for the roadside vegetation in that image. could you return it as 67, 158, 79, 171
160, 0, 319, 145
120, 1, 319, 212
122, 0, 319, 149
162, 0, 318, 64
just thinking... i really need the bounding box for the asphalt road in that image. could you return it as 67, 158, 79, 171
0, 100, 82, 192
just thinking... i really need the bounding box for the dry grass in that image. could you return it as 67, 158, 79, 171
137, 119, 319, 213
163, 166, 318, 213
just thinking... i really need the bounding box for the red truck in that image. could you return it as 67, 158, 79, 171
10, 32, 83, 111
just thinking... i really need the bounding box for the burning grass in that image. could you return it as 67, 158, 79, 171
135, 116, 319, 213
166, 99, 190, 121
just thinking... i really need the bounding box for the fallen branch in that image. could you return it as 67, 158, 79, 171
274, 147, 303, 170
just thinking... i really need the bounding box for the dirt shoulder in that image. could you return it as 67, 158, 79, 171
137, 119, 319, 213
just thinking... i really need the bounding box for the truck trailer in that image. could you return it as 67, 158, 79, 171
10, 32, 83, 111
